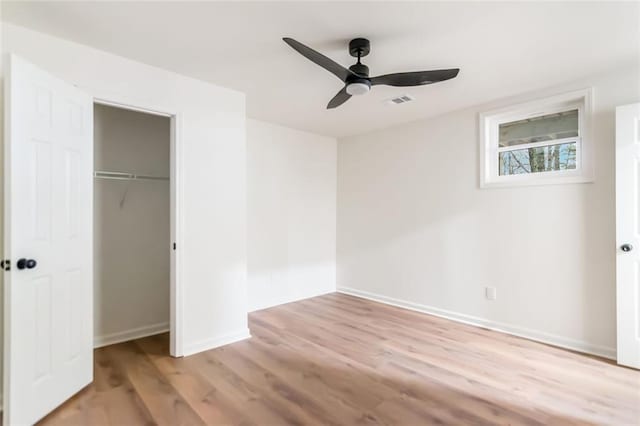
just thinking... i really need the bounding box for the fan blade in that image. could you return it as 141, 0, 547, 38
327, 86, 351, 109
283, 37, 355, 82
370, 68, 459, 87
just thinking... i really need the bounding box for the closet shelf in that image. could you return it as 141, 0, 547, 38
94, 170, 169, 181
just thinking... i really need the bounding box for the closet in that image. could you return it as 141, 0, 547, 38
93, 103, 171, 348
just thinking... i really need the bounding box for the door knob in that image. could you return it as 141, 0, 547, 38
16, 258, 37, 270
621, 244, 633, 252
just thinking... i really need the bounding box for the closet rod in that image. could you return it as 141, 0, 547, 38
93, 171, 169, 181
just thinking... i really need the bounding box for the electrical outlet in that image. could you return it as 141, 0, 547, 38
485, 287, 497, 301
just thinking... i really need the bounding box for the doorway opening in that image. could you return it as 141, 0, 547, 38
92, 102, 178, 355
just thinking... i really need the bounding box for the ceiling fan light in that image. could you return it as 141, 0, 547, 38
346, 82, 371, 96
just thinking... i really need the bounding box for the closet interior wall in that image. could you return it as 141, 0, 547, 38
93, 104, 170, 347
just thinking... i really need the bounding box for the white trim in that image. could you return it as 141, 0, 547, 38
182, 329, 251, 357
93, 98, 171, 118
337, 287, 616, 360
480, 88, 594, 188
169, 113, 184, 357
480, 88, 591, 124
93, 322, 169, 348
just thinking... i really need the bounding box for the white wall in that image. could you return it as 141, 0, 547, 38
337, 65, 640, 358
1, 23, 249, 358
93, 104, 170, 346
247, 119, 336, 311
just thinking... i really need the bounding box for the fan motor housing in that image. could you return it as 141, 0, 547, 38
349, 62, 369, 77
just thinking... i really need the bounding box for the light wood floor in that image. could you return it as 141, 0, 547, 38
39, 293, 639, 425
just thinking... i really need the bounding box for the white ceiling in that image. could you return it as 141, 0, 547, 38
2, 1, 638, 138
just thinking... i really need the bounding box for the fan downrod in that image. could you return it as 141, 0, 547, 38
349, 38, 370, 58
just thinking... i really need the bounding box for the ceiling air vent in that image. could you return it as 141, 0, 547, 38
385, 94, 415, 106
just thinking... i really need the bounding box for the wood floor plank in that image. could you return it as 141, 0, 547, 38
135, 334, 250, 426
212, 342, 366, 426
189, 349, 304, 425
103, 342, 205, 426
38, 293, 640, 426
251, 310, 548, 425
223, 335, 392, 424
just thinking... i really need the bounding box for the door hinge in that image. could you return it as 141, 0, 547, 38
1, 259, 10, 271
173, 243, 176, 250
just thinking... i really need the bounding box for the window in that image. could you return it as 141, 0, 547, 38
480, 89, 592, 188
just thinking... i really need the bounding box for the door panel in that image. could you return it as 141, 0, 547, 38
616, 102, 640, 369
4, 54, 93, 425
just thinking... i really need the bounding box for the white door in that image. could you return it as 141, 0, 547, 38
3, 55, 93, 424
616, 102, 640, 369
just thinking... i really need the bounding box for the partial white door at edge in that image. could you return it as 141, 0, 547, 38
616, 102, 640, 370
4, 54, 93, 425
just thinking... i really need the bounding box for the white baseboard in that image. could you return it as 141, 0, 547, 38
182, 328, 251, 357
249, 289, 335, 312
94, 322, 170, 348
337, 286, 616, 360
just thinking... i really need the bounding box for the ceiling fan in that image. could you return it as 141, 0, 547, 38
283, 37, 460, 109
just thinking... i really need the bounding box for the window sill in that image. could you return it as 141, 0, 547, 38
480, 174, 594, 189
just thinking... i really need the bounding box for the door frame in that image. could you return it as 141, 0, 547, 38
92, 96, 183, 357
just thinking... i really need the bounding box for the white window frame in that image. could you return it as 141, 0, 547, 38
479, 88, 593, 188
